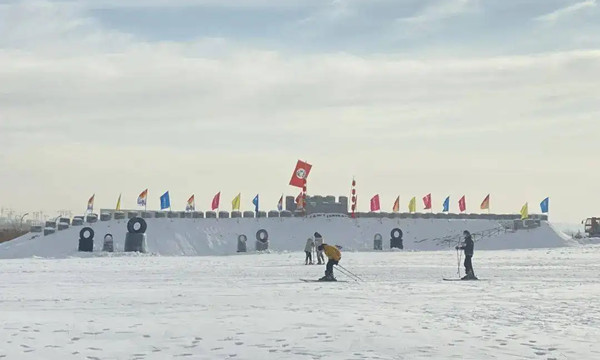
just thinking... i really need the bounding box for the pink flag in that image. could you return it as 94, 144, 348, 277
459, 195, 466, 213
423, 193, 432, 210
370, 194, 380, 212
212, 192, 221, 210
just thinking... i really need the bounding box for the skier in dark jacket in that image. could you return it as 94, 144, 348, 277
456, 230, 477, 280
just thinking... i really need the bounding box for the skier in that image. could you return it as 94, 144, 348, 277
317, 243, 341, 281
456, 230, 477, 280
314, 232, 325, 265
304, 237, 314, 265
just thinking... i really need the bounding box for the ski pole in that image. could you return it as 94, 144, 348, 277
337, 264, 364, 281
335, 266, 360, 282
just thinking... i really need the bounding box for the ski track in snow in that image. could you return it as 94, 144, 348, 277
0, 247, 599, 359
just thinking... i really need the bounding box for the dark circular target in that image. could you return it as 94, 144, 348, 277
256, 229, 269, 243
391, 228, 403, 239
80, 227, 94, 240
127, 217, 147, 234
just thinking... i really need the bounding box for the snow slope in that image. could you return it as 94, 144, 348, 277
0, 217, 570, 259
0, 248, 599, 359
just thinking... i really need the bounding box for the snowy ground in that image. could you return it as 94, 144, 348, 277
1, 247, 599, 360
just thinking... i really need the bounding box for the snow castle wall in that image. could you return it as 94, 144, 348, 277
0, 216, 570, 259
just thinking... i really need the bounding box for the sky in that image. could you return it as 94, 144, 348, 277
0, 0, 599, 223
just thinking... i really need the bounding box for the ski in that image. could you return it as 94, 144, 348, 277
443, 278, 481, 281
300, 279, 348, 283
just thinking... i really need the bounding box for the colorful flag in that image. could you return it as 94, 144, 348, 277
87, 194, 95, 212
252, 194, 259, 212
540, 197, 549, 213
232, 193, 241, 211
520, 202, 529, 220
370, 194, 380, 212
295, 191, 304, 208
186, 194, 195, 211
137, 189, 148, 207
289, 160, 312, 188
160, 191, 170, 210
212, 192, 221, 211
277, 195, 283, 211
423, 193, 432, 210
459, 196, 466, 212
408, 197, 416, 213
480, 194, 490, 210
443, 196, 450, 212
392, 196, 400, 213
115, 194, 121, 211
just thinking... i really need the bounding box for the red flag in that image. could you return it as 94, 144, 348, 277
422, 193, 432, 210
211, 192, 220, 210
289, 160, 312, 188
370, 194, 380, 212
459, 195, 466, 212
480, 194, 490, 210
392, 196, 400, 212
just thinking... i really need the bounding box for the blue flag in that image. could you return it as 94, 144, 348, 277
252, 194, 259, 212
540, 197, 549, 213
160, 191, 171, 210
443, 196, 450, 212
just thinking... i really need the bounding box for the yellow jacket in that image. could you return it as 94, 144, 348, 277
322, 244, 341, 261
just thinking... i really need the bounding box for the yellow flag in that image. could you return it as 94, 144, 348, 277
116, 194, 121, 211
408, 197, 416, 213
520, 202, 528, 220
232, 193, 241, 211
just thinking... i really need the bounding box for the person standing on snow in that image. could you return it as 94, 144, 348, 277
304, 237, 315, 265
318, 243, 342, 281
314, 232, 325, 265
456, 230, 477, 280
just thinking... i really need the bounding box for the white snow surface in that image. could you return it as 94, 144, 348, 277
0, 217, 570, 259
1, 248, 599, 359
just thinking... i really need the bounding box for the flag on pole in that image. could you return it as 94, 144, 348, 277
160, 191, 170, 210
408, 197, 416, 213
295, 191, 303, 208
392, 196, 400, 213
370, 194, 380, 212
459, 196, 466, 213
480, 194, 490, 210
212, 192, 221, 211
520, 202, 529, 220
540, 197, 549, 213
116, 194, 121, 211
423, 193, 432, 210
186, 195, 195, 211
289, 160, 312, 188
277, 195, 283, 211
252, 194, 259, 212
232, 193, 241, 211
137, 189, 148, 207
443, 196, 450, 212
87, 194, 95, 212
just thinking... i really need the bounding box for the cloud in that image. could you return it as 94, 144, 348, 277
399, 0, 478, 24
535, 0, 597, 23
1, 0, 599, 222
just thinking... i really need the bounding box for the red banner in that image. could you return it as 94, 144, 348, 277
211, 192, 221, 210
370, 194, 380, 212
392, 196, 400, 212
289, 160, 312, 188
459, 195, 466, 212
295, 191, 304, 208
480, 194, 490, 210
423, 193, 432, 210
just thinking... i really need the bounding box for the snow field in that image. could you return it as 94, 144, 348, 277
0, 246, 598, 359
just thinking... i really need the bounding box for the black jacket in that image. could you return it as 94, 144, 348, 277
459, 235, 474, 256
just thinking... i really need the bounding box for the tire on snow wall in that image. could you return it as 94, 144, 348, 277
78, 227, 94, 252
125, 217, 147, 253
255, 229, 269, 251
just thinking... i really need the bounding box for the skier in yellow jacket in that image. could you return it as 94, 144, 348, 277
317, 243, 341, 281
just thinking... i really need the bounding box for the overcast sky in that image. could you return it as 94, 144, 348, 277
1, 0, 599, 223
